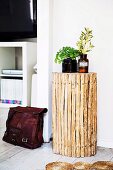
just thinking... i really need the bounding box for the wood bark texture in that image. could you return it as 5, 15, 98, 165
52, 73, 97, 157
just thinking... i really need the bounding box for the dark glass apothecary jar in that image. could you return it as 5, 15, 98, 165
62, 58, 77, 73
78, 54, 89, 73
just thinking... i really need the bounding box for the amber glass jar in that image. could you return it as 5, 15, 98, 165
78, 54, 89, 73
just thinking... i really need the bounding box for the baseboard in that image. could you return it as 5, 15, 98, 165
97, 140, 113, 148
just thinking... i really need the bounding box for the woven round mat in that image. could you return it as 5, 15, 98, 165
73, 162, 91, 170
90, 161, 113, 169
46, 162, 73, 170
46, 161, 113, 170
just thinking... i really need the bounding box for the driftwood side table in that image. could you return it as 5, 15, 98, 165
52, 73, 97, 157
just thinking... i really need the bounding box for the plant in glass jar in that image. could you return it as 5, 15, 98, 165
55, 46, 80, 73
76, 27, 94, 73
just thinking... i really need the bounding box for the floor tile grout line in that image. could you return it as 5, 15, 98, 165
0, 145, 21, 156
0, 149, 26, 164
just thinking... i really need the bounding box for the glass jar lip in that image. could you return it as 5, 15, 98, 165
63, 58, 77, 62
63, 58, 72, 63
80, 53, 87, 56
80, 54, 87, 58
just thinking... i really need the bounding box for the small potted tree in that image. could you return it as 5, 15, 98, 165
76, 27, 94, 73
55, 46, 80, 72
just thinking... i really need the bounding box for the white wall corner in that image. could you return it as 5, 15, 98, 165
98, 140, 113, 149
37, 0, 53, 142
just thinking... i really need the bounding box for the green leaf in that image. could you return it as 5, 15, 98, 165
54, 46, 80, 64
76, 27, 94, 54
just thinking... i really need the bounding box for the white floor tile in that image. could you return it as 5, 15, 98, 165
0, 113, 113, 170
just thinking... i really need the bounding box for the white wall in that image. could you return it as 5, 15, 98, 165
37, 0, 53, 142
53, 0, 113, 148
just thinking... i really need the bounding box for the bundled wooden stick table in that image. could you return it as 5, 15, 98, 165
52, 73, 97, 157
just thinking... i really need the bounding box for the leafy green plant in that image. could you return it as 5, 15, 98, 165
55, 46, 80, 64
76, 27, 94, 54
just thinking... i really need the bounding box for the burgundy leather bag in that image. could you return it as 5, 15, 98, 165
3, 106, 47, 149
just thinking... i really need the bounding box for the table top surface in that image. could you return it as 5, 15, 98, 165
53, 72, 97, 75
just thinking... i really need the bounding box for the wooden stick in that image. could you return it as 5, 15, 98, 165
94, 74, 97, 155
52, 73, 56, 152
67, 74, 72, 156
60, 74, 65, 155
88, 73, 93, 156
56, 73, 59, 153
84, 74, 89, 156
76, 74, 81, 157
91, 73, 95, 156
58, 74, 61, 154
80, 74, 85, 157
71, 74, 76, 157
64, 74, 68, 156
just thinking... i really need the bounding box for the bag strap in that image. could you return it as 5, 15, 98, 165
32, 108, 48, 115
12, 107, 48, 115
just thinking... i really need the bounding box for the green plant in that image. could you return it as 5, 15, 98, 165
55, 46, 80, 64
76, 27, 94, 54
